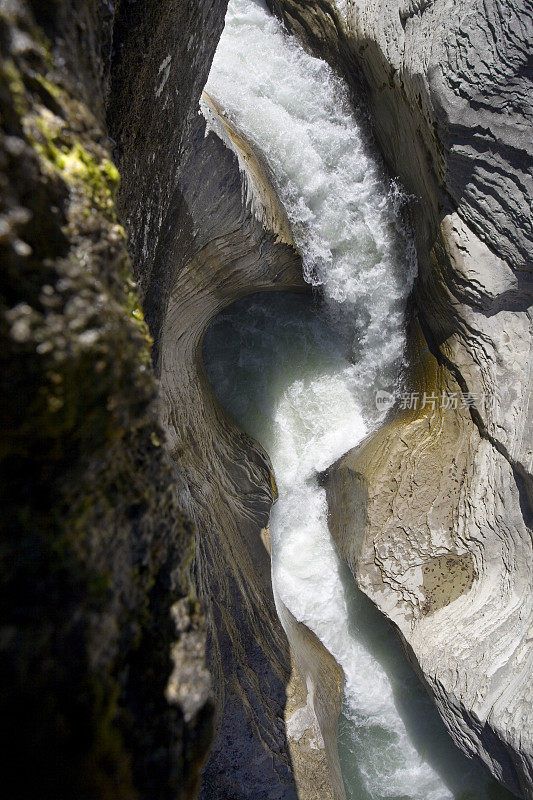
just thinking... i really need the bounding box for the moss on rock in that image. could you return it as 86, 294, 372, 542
0, 3, 214, 799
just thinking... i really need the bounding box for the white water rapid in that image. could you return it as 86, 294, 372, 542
203, 2, 512, 798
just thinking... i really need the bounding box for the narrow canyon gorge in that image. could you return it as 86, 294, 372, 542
0, 1, 531, 800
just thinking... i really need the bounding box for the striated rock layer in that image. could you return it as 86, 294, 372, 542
266, 0, 533, 796
157, 93, 344, 800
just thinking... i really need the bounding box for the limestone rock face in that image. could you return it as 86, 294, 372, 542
266, 0, 532, 795
154, 92, 344, 800
107, 0, 229, 354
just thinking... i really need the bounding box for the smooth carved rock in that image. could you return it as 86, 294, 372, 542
325, 329, 532, 795
156, 95, 344, 799
107, 0, 346, 791
277, 598, 345, 800
266, 0, 532, 795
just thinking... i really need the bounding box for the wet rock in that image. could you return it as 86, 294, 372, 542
0, 2, 227, 797
155, 93, 344, 799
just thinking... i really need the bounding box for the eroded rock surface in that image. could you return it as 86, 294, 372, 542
266, 0, 532, 795
155, 93, 344, 799
1, 0, 346, 795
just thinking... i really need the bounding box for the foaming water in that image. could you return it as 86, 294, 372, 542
204, 2, 511, 799
204, 295, 510, 800
206, 0, 416, 417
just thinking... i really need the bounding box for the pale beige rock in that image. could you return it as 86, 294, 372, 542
280, 603, 345, 800
266, 0, 533, 795
158, 98, 344, 799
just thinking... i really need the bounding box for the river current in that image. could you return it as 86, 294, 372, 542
203, 2, 511, 798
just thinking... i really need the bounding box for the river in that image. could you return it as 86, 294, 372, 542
203, 2, 512, 798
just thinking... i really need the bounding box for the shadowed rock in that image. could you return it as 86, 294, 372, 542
0, 1, 228, 798
155, 93, 344, 799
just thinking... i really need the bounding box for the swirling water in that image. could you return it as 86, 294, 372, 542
203, 2, 511, 798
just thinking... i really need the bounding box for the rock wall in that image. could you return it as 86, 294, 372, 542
1, 0, 346, 797
266, 0, 533, 796
157, 93, 344, 800
107, 0, 228, 355
0, 1, 229, 798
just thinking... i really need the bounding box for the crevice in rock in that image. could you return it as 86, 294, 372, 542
418, 308, 533, 505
